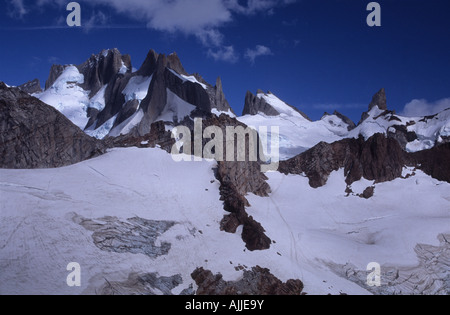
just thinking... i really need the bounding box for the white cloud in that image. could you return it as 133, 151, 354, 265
9, 0, 296, 62
207, 46, 239, 63
245, 45, 273, 64
84, 11, 108, 32
8, 0, 27, 18
225, 0, 296, 15
400, 98, 450, 117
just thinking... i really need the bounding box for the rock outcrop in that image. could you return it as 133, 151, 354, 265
0, 83, 105, 169
18, 79, 42, 94
359, 88, 388, 124
191, 266, 304, 295
323, 111, 356, 131
76, 48, 132, 97
197, 115, 272, 250
411, 143, 450, 183
369, 88, 388, 111
279, 133, 409, 188
243, 90, 310, 120
45, 64, 65, 90
243, 90, 280, 116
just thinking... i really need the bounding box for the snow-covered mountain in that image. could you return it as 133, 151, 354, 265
34, 49, 234, 139
239, 91, 353, 160
239, 89, 450, 160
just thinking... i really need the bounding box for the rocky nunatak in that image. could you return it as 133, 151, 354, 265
191, 266, 304, 295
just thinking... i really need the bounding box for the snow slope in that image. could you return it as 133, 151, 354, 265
122, 75, 152, 104
1, 147, 448, 295
34, 66, 90, 130
155, 89, 197, 123
239, 93, 350, 160
246, 169, 450, 294
168, 69, 207, 90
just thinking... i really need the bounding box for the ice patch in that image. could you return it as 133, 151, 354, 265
168, 69, 207, 90
88, 85, 107, 112
109, 109, 144, 137
122, 76, 152, 103
155, 89, 196, 123
211, 108, 236, 118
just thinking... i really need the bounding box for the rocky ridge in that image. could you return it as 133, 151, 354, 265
0, 83, 105, 169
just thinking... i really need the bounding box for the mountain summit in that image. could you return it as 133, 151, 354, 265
35, 48, 235, 139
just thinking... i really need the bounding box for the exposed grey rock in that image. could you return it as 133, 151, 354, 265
191, 266, 304, 295
18, 79, 42, 94
115, 99, 140, 126
359, 88, 388, 124
279, 134, 410, 188
74, 214, 177, 259
243, 90, 311, 120
76, 48, 131, 98
243, 91, 280, 116
359, 186, 375, 199
369, 88, 387, 111
0, 83, 105, 169
45, 64, 65, 90
210, 76, 234, 113
387, 124, 418, 150
98, 272, 183, 295
107, 120, 175, 153
136, 49, 159, 77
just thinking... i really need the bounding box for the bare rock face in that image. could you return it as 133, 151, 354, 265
196, 115, 272, 251
242, 90, 311, 120
369, 88, 387, 111
243, 91, 280, 116
0, 83, 105, 169
279, 134, 409, 188
217, 160, 272, 251
77, 48, 132, 97
18, 79, 42, 94
45, 64, 65, 90
411, 143, 450, 183
107, 120, 175, 153
191, 266, 304, 295
359, 88, 388, 124
212, 76, 233, 113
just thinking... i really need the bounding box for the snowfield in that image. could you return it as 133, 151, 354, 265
34, 66, 90, 130
0, 147, 448, 295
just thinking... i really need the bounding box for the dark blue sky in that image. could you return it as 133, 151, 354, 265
1, 0, 449, 122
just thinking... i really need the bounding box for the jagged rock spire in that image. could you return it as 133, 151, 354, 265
369, 88, 387, 111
